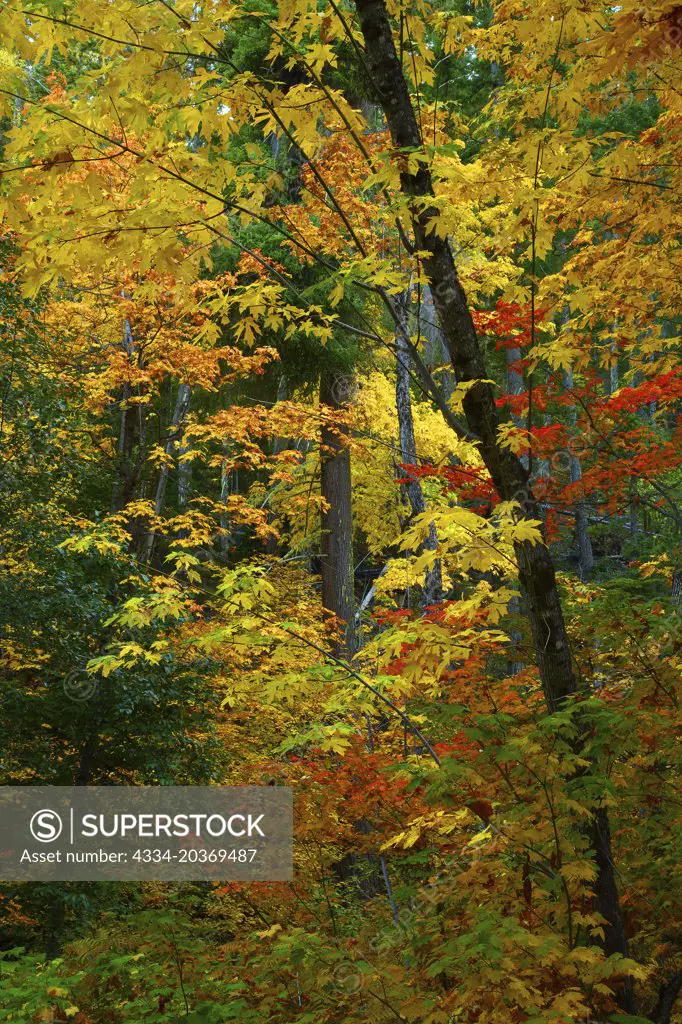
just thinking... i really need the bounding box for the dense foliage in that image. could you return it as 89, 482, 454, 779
0, 1, 680, 1023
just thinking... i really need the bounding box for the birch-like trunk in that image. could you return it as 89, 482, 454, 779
565, 368, 594, 580
395, 294, 442, 606
111, 316, 137, 513
266, 373, 290, 556
143, 382, 191, 563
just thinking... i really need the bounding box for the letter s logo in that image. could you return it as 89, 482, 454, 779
30, 809, 63, 843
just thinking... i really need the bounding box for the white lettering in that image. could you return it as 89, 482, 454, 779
138, 814, 153, 837
248, 814, 265, 836
172, 814, 189, 837
81, 814, 98, 837
206, 814, 225, 837
227, 814, 246, 837
155, 814, 172, 837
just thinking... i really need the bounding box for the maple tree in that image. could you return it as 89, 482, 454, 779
0, 1, 681, 1024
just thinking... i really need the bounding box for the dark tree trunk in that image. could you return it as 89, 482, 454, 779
320, 369, 355, 655
353, 0, 632, 1004
74, 732, 98, 787
353, 0, 573, 712
45, 895, 65, 960
589, 806, 635, 1011
650, 972, 682, 1024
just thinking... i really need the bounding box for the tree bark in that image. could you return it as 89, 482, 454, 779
589, 806, 635, 1011
353, 0, 574, 713
416, 282, 456, 401
143, 382, 191, 563
672, 564, 682, 605
111, 317, 138, 513
353, 0, 633, 1003
111, 315, 150, 525
565, 369, 594, 580
320, 368, 356, 655
266, 373, 290, 557
177, 437, 192, 511
505, 347, 526, 671
571, 462, 594, 581
395, 294, 442, 605
650, 972, 682, 1024
506, 345, 529, 474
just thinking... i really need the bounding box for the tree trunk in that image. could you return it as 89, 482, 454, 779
266, 373, 290, 557
505, 347, 526, 671
320, 368, 355, 655
507, 345, 529, 474
672, 563, 682, 605
609, 342, 619, 396
353, 0, 574, 713
571, 463, 594, 581
650, 972, 682, 1024
395, 294, 442, 605
565, 369, 594, 580
111, 316, 149, 525
589, 806, 635, 1011
417, 282, 456, 401
353, 0, 632, 1004
112, 317, 137, 512
219, 443, 231, 556
143, 382, 191, 563
507, 345, 524, 401
178, 439, 192, 511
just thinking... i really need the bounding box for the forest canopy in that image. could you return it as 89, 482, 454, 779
0, 1, 681, 1023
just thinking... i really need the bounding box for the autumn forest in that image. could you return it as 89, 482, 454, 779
0, 0, 681, 1022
